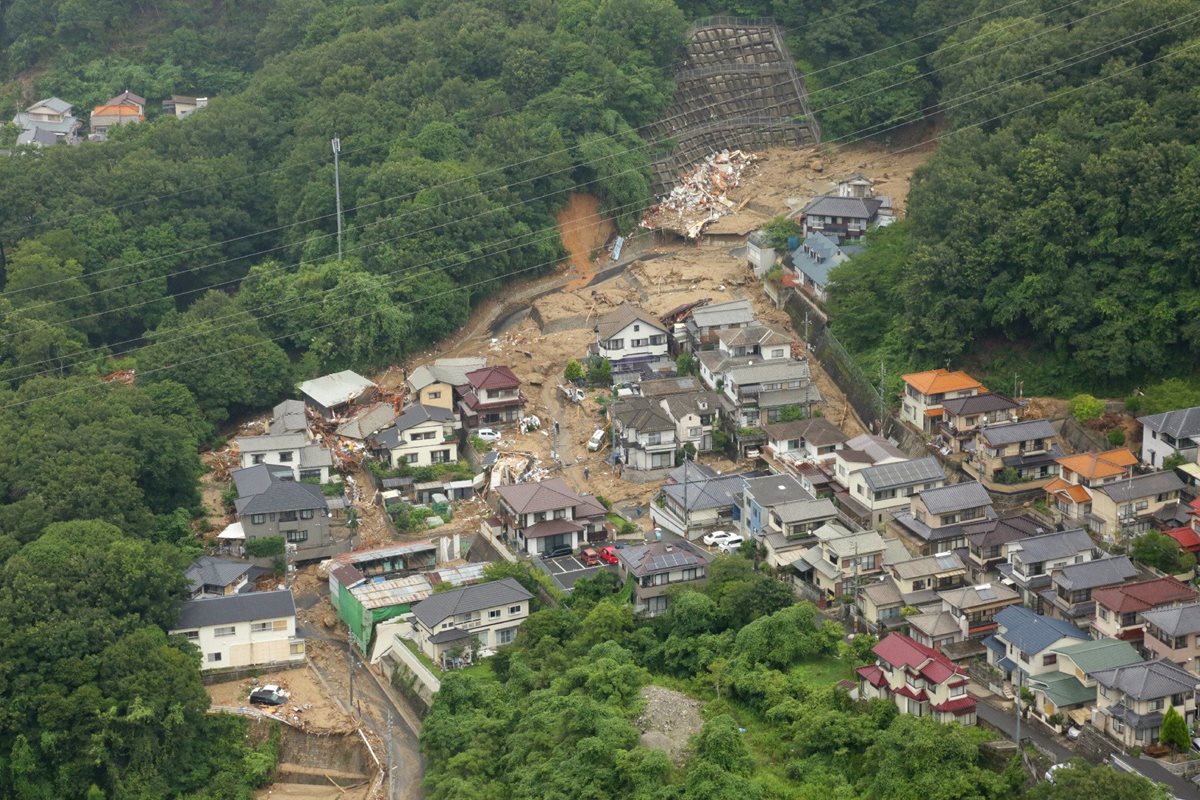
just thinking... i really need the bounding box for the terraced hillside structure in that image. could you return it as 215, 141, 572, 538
649, 18, 820, 193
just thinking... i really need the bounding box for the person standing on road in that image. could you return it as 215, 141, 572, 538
583, 466, 590, 481
554, 420, 560, 435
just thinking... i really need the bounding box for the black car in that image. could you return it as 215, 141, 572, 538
249, 687, 288, 706
545, 544, 573, 558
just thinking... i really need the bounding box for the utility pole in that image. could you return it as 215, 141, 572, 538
682, 455, 689, 540
347, 633, 355, 709
1014, 668, 1022, 751
803, 311, 810, 344
386, 706, 395, 800
332, 137, 344, 260
878, 361, 887, 435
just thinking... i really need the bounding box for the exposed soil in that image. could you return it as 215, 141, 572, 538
207, 667, 355, 733
635, 685, 704, 765
558, 192, 617, 291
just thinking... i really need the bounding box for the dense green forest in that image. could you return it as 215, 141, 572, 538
422, 561, 1167, 800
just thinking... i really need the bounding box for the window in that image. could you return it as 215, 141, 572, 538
488, 609, 501, 619
279, 511, 298, 522
207, 653, 222, 663
285, 530, 308, 543
251, 622, 272, 632
604, 338, 624, 350
252, 454, 265, 465
1171, 693, 1186, 706
1098, 608, 1110, 621
182, 630, 199, 640
300, 509, 314, 520
496, 627, 518, 645
950, 684, 967, 697
508, 605, 522, 614
214, 626, 236, 637
429, 391, 441, 400
279, 451, 294, 463
1042, 654, 1057, 667
250, 514, 266, 525
290, 642, 305, 655
631, 338, 649, 347
1150, 698, 1165, 711
403, 453, 419, 464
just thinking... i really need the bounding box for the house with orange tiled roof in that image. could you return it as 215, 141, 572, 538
1045, 448, 1138, 523
900, 368, 983, 435
90, 101, 144, 139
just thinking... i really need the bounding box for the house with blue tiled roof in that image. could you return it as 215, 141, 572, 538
984, 605, 1089, 685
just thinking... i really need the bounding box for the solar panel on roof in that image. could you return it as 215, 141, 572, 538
936, 555, 958, 570
977, 586, 995, 601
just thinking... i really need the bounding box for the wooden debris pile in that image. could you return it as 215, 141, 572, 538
641, 149, 758, 239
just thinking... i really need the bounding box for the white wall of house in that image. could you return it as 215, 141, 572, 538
595, 321, 669, 364
413, 601, 529, 661
1140, 426, 1197, 468
240, 446, 300, 473
174, 617, 304, 672
387, 420, 458, 467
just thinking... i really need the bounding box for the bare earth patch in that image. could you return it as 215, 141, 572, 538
635, 685, 704, 765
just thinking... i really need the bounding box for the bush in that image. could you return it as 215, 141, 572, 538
585, 356, 612, 387
596, 495, 613, 510
1069, 393, 1104, 422
245, 536, 285, 558
1106, 427, 1126, 446
564, 359, 584, 383
676, 352, 697, 376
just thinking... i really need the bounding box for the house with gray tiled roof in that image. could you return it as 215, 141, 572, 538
793, 524, 887, 602
185, 556, 253, 599
653, 463, 749, 538
966, 419, 1064, 489
1093, 659, 1199, 747
682, 299, 755, 352
1045, 556, 1139, 624
170, 589, 303, 671
789, 232, 861, 302
370, 404, 456, 469
1138, 406, 1200, 469
846, 456, 947, 529
659, 390, 721, 453
494, 477, 607, 555
891, 481, 995, 555
763, 416, 848, 464
609, 397, 676, 471
800, 195, 883, 242
231, 464, 344, 562
998, 527, 1100, 608
1142, 601, 1200, 675
1087, 470, 1186, 542
409, 578, 532, 665
588, 303, 671, 376
617, 539, 711, 617
12, 97, 81, 146
938, 393, 1022, 453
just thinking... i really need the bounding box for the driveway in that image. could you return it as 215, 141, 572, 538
539, 553, 615, 591
976, 702, 1198, 797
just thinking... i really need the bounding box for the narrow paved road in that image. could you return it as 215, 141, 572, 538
977, 703, 1198, 797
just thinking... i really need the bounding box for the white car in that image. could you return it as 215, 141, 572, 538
475, 428, 501, 442
716, 535, 746, 554
587, 429, 606, 451
702, 530, 738, 547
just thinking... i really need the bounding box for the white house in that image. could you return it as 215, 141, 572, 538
610, 397, 676, 471
371, 405, 457, 468
899, 369, 983, 435
170, 590, 304, 671
1138, 407, 1200, 468
589, 303, 670, 375
746, 230, 777, 277
846, 456, 947, 528
235, 432, 333, 483
763, 417, 848, 464
660, 391, 721, 452
409, 578, 532, 666
832, 433, 907, 489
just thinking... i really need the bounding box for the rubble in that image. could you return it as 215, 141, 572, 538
641, 149, 759, 239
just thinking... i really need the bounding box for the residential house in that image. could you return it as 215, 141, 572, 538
857, 633, 976, 724
170, 590, 304, 671
739, 473, 813, 538
12, 97, 80, 146
793, 524, 887, 601
660, 391, 721, 452
999, 528, 1099, 609
327, 539, 446, 582
1045, 556, 1139, 625
89, 98, 144, 138
1138, 406, 1200, 468
162, 94, 208, 118
859, 552, 968, 633
617, 540, 712, 617
966, 419, 1064, 488
235, 431, 333, 483
963, 513, 1047, 578
933, 582, 1021, 642
760, 498, 839, 567
846, 456, 947, 529
1087, 470, 1186, 542
589, 303, 671, 376
1026, 638, 1144, 725
891, 481, 995, 555
652, 462, 748, 538
831, 433, 907, 488
763, 417, 848, 464
370, 405, 457, 468
639, 376, 706, 398
458, 366, 525, 428
745, 230, 776, 277
1092, 578, 1198, 648
331, 567, 433, 652
938, 393, 1022, 453
799, 195, 883, 243
682, 299, 755, 352
494, 478, 607, 555
184, 556, 253, 599
789, 232, 859, 303
720, 360, 819, 425
1142, 601, 1200, 675
105, 90, 145, 112
409, 578, 533, 665
714, 324, 794, 360
270, 399, 310, 435
232, 465, 344, 562
335, 402, 398, 441
1044, 448, 1139, 523
609, 397, 677, 471
900, 369, 983, 435
1093, 659, 1199, 747
300, 370, 378, 419
1164, 498, 1200, 555
406, 357, 485, 412
984, 606, 1090, 686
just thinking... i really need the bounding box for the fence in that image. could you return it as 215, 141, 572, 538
785, 292, 894, 435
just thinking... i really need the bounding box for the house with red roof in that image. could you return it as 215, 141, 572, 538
457, 366, 525, 429
1092, 577, 1198, 646
856, 632, 976, 724
1164, 497, 1200, 555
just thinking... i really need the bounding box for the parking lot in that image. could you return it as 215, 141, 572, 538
540, 554, 616, 591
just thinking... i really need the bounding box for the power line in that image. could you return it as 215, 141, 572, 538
2, 8, 1190, 382
5, 30, 1194, 411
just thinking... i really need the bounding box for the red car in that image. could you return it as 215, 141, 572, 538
579, 547, 600, 566
598, 545, 619, 565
